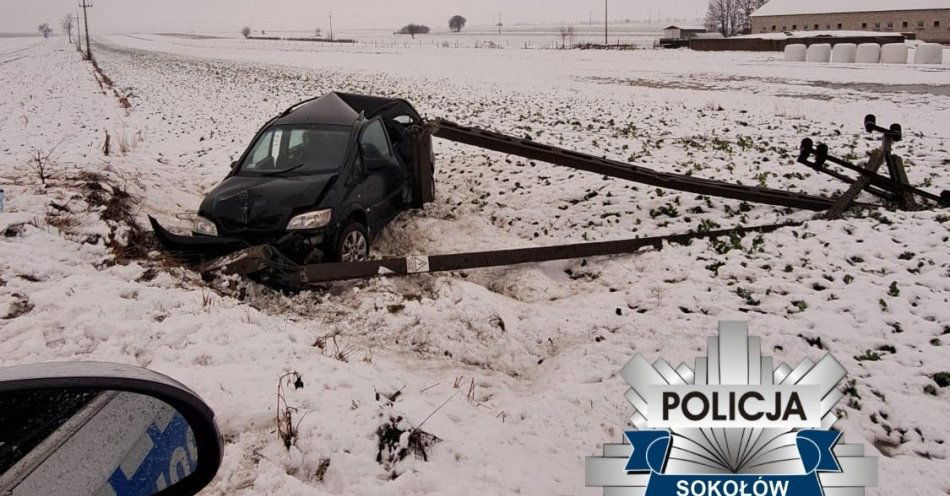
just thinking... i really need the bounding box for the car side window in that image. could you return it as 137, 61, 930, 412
287, 129, 305, 150
246, 131, 274, 169
360, 120, 392, 160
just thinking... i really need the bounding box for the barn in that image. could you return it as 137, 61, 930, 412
750, 0, 950, 43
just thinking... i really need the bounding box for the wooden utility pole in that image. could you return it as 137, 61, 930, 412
75, 8, 82, 52
79, 0, 92, 58
604, 0, 608, 45
328, 12, 333, 40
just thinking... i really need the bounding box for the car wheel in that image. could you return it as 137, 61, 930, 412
336, 223, 370, 263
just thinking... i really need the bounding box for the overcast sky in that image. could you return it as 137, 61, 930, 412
3, 0, 708, 34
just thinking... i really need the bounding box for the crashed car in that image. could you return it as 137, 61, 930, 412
151, 92, 434, 264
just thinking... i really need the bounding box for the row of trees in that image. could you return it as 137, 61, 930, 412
239, 15, 468, 41
39, 11, 88, 57
395, 14, 468, 39
705, 0, 769, 37
37, 13, 79, 42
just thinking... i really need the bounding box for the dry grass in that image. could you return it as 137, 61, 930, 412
74, 170, 153, 262
374, 390, 448, 479
276, 371, 308, 450
25, 142, 64, 187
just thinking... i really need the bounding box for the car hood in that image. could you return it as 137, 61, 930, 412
200, 173, 337, 235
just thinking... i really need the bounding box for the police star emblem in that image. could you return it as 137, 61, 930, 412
586, 321, 878, 496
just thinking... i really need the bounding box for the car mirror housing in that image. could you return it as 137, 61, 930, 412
230, 160, 239, 170
365, 156, 392, 170
0, 362, 223, 496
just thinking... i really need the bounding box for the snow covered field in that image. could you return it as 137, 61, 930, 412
1, 36, 949, 495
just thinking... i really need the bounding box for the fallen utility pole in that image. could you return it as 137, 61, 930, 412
431, 119, 855, 212
799, 139, 948, 207
266, 222, 796, 285
798, 115, 950, 211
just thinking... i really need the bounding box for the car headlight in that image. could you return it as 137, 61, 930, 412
193, 216, 218, 236
287, 209, 332, 230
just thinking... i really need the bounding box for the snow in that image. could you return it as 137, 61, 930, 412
1, 36, 950, 495
752, 0, 950, 17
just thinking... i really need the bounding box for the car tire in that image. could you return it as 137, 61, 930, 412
334, 223, 370, 263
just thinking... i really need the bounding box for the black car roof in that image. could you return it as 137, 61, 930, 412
273, 92, 420, 127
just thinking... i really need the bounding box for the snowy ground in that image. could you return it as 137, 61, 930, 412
1, 36, 949, 495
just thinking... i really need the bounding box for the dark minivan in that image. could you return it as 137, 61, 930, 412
151, 92, 435, 264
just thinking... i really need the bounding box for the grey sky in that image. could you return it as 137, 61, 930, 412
3, 0, 707, 33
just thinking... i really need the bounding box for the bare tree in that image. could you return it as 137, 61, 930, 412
314, 28, 322, 38
38, 23, 53, 39
558, 24, 576, 49
705, 0, 767, 36
241, 26, 251, 39
61, 14, 74, 44
738, 0, 769, 33
449, 15, 467, 33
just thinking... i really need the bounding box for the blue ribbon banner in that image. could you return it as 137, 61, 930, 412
624, 429, 841, 496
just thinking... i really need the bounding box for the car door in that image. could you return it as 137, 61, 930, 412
358, 119, 402, 231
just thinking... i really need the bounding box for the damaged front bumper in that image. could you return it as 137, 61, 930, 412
149, 216, 251, 262
149, 216, 306, 289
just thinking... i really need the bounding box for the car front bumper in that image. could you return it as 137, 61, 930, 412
149, 216, 251, 262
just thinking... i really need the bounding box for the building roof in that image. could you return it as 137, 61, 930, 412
735, 30, 904, 39
752, 0, 950, 17
663, 25, 707, 31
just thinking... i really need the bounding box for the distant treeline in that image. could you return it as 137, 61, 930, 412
247, 36, 356, 44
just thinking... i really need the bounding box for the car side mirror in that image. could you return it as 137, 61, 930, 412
230, 160, 238, 170
0, 362, 223, 496
365, 157, 391, 171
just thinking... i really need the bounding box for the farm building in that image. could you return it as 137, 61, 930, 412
662, 25, 708, 40
659, 25, 719, 48
750, 0, 950, 43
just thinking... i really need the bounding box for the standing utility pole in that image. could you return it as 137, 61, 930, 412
79, 0, 92, 58
75, 8, 82, 52
604, 0, 608, 45
328, 12, 333, 40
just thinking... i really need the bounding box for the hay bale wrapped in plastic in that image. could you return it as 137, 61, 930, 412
831, 43, 857, 63
855, 43, 881, 63
805, 43, 832, 63
784, 44, 807, 62
881, 43, 908, 64
914, 43, 943, 64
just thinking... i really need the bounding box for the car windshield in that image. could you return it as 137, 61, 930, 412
238, 125, 350, 176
